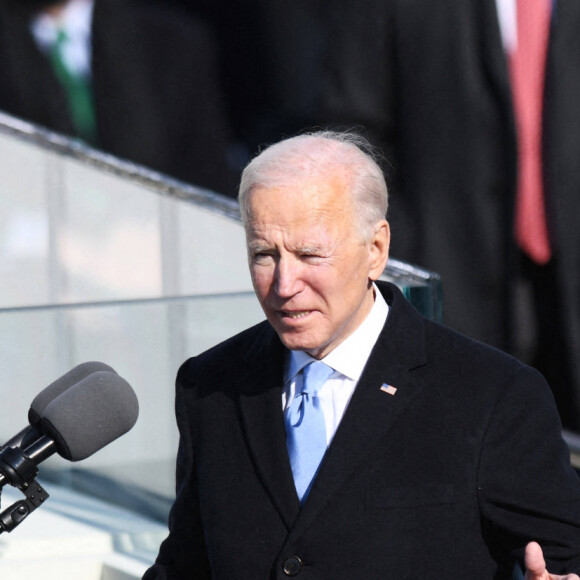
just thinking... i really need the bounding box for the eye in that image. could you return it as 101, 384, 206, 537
251, 250, 275, 265
301, 252, 326, 264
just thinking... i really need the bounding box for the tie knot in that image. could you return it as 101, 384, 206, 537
301, 361, 333, 396
56, 28, 68, 45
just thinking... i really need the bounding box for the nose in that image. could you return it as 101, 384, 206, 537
274, 256, 303, 298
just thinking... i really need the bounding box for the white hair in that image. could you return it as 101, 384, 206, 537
238, 130, 388, 241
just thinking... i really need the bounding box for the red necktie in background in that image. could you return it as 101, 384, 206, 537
509, 0, 551, 264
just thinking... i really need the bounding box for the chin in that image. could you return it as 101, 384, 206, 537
278, 332, 321, 354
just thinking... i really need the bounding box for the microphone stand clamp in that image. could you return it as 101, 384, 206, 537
0, 446, 50, 534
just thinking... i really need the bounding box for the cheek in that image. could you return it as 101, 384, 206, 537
306, 270, 342, 301
332, 260, 371, 301
250, 267, 273, 297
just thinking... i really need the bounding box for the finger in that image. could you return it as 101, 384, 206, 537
525, 541, 549, 579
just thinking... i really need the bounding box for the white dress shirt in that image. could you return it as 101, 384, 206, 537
30, 0, 94, 79
283, 285, 389, 445
495, 0, 555, 54
495, 0, 517, 53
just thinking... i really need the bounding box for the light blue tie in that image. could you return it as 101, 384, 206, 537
286, 361, 333, 502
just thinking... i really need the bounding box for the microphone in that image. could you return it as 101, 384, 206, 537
28, 361, 116, 426
0, 365, 138, 533
40, 370, 139, 461
2, 361, 116, 451
0, 367, 138, 487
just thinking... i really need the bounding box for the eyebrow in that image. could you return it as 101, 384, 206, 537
296, 245, 328, 255
247, 242, 329, 255
247, 242, 273, 253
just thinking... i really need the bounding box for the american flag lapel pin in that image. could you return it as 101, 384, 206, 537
380, 383, 397, 396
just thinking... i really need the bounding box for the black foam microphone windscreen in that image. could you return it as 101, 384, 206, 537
28, 361, 116, 425
39, 370, 139, 461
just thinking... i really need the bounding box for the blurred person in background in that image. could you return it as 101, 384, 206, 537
163, 0, 333, 156
318, 0, 580, 431
0, 0, 238, 195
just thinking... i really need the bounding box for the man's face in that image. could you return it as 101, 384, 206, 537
245, 173, 389, 359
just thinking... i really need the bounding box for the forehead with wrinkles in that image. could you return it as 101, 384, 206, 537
245, 171, 356, 242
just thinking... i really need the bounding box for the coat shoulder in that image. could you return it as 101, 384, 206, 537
177, 320, 278, 388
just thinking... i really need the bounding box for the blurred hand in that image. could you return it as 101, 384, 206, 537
524, 542, 580, 580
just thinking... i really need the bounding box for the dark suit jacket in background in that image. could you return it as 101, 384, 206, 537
317, 0, 580, 425
0, 0, 238, 195
144, 282, 580, 579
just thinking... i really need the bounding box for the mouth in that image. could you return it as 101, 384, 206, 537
280, 310, 312, 320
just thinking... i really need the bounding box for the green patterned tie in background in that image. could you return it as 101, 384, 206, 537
49, 28, 97, 144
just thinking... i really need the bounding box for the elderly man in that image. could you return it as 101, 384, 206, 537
144, 132, 580, 579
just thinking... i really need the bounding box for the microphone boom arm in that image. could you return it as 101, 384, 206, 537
0, 478, 50, 534
0, 443, 51, 534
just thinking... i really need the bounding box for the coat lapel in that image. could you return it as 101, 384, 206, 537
236, 283, 432, 534
236, 323, 301, 528
480, 0, 514, 116
293, 283, 429, 529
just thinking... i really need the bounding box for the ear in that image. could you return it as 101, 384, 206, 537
368, 220, 390, 281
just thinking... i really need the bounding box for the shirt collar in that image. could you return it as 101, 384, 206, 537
285, 283, 389, 382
